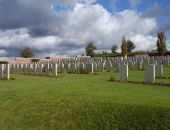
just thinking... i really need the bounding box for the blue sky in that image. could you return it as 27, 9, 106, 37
53, 0, 170, 43
97, 0, 169, 12
96, 0, 170, 28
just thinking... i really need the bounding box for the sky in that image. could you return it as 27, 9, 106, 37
0, 0, 170, 59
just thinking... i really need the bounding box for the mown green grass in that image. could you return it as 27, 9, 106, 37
0, 67, 170, 130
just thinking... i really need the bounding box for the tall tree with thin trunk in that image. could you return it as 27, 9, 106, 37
157, 32, 166, 56
85, 42, 96, 57
121, 36, 128, 58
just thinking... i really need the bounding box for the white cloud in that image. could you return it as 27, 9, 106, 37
52, 0, 96, 6
130, 34, 157, 51
0, 49, 7, 56
0, 2, 158, 59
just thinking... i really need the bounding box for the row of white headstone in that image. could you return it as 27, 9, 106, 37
10, 62, 95, 75
11, 63, 58, 77
9, 61, 163, 84
1, 55, 169, 81
0, 64, 10, 80
119, 64, 163, 83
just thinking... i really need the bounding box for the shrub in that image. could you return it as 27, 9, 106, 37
110, 76, 116, 81
80, 68, 89, 74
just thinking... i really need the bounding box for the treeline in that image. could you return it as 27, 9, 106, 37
86, 32, 168, 57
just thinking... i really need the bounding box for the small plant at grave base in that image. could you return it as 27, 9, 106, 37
158, 76, 170, 79
160, 81, 165, 85
156, 76, 162, 79
68, 69, 78, 74
80, 68, 89, 74
110, 76, 116, 81
121, 80, 128, 83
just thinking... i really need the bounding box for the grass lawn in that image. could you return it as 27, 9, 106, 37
0, 67, 170, 130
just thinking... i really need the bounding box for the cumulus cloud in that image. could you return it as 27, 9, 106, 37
0, 1, 158, 59
0, 28, 86, 57
142, 3, 170, 33
0, 49, 7, 56
130, 34, 157, 51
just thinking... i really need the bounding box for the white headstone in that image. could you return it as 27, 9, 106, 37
33, 63, 37, 75
86, 63, 93, 74
155, 65, 163, 77
120, 64, 128, 81
145, 64, 155, 83
45, 63, 49, 76
5, 64, 10, 80
39, 63, 43, 75
0, 64, 4, 79
52, 63, 58, 76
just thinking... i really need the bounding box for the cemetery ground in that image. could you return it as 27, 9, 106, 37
0, 66, 170, 130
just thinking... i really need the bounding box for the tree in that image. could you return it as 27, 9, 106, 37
111, 45, 118, 53
20, 47, 34, 58
127, 40, 135, 52
85, 42, 96, 57
157, 32, 167, 56
121, 36, 128, 58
